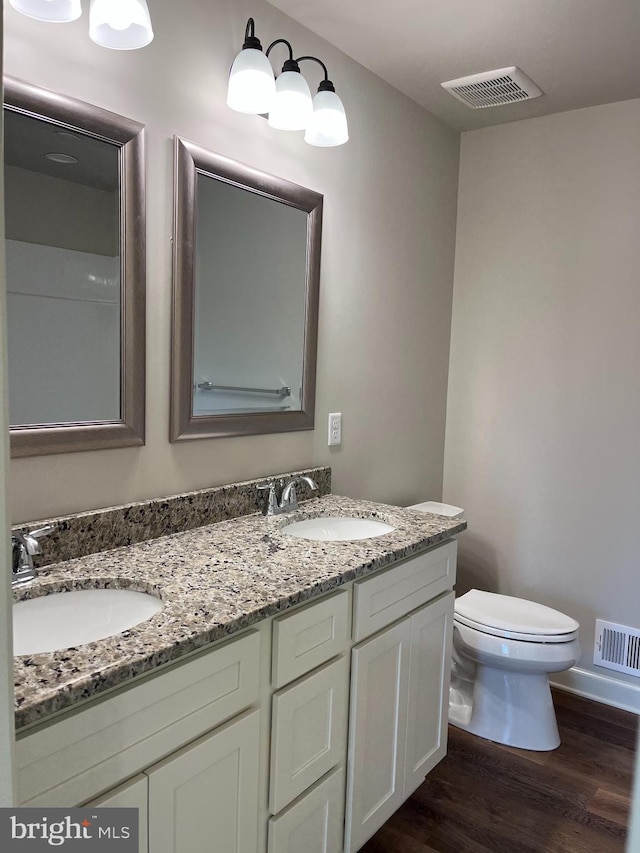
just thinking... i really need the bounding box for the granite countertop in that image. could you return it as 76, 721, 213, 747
14, 494, 466, 731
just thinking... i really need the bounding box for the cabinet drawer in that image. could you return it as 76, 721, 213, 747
272, 591, 350, 688
268, 767, 345, 853
270, 656, 349, 814
17, 630, 261, 807
353, 540, 457, 641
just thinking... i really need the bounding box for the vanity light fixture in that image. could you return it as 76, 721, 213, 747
301, 58, 349, 147
226, 18, 276, 115
266, 42, 313, 131
8, 0, 81, 22
227, 18, 349, 147
10, 0, 154, 50
89, 0, 154, 50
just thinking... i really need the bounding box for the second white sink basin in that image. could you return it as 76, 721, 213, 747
281, 516, 395, 542
13, 588, 163, 656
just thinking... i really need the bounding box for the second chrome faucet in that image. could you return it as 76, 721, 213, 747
11, 524, 55, 586
257, 476, 318, 516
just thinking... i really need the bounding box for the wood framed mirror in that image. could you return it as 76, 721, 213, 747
171, 137, 322, 441
4, 76, 146, 457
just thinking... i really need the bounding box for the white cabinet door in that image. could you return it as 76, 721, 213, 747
268, 767, 345, 853
146, 709, 260, 853
88, 774, 148, 853
403, 591, 454, 798
344, 618, 411, 853
270, 656, 349, 814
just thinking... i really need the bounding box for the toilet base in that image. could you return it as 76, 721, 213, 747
449, 664, 561, 751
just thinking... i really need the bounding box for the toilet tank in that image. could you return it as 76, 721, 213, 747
408, 501, 464, 519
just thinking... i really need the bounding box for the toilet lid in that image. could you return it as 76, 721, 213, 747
454, 589, 579, 642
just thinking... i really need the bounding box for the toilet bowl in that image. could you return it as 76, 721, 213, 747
449, 589, 580, 751
407, 501, 580, 751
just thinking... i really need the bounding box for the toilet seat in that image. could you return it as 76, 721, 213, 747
454, 589, 579, 643
454, 612, 578, 643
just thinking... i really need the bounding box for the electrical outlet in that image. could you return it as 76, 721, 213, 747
328, 412, 342, 446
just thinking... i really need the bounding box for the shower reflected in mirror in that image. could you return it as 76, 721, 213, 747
4, 76, 146, 457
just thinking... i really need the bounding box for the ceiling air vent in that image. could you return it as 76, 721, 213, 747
441, 66, 543, 109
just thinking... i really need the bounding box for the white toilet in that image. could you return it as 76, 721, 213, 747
450, 589, 580, 751
408, 501, 580, 751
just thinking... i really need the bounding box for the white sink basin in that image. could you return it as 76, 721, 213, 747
281, 516, 395, 542
13, 588, 163, 656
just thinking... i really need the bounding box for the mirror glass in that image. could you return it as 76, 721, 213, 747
193, 173, 308, 416
171, 138, 322, 440
5, 110, 121, 425
4, 77, 146, 457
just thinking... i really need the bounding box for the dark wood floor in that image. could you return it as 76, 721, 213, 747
361, 690, 638, 853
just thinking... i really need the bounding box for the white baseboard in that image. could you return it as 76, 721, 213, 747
551, 666, 640, 715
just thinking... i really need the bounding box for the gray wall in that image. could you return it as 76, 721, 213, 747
444, 98, 640, 690
5, 0, 460, 523
5, 165, 118, 256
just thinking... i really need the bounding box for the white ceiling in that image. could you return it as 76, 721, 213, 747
4, 111, 119, 192
267, 0, 640, 131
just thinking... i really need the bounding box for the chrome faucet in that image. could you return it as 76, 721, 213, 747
257, 476, 318, 516
11, 525, 55, 586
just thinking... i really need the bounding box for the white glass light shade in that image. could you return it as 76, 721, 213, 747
89, 0, 154, 50
9, 0, 81, 22
268, 72, 313, 131
227, 49, 276, 114
305, 90, 349, 147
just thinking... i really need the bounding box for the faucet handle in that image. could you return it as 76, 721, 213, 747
21, 524, 56, 555
257, 482, 279, 516
29, 524, 55, 539
11, 536, 27, 573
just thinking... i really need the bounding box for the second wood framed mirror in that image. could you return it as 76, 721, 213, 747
171, 138, 323, 441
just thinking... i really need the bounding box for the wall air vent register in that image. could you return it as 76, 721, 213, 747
594, 618, 640, 678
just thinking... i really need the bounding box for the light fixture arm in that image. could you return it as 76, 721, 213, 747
295, 55, 332, 88
266, 39, 295, 62
242, 17, 263, 50
268, 43, 301, 75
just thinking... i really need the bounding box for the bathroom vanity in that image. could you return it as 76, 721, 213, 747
12, 489, 464, 853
